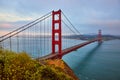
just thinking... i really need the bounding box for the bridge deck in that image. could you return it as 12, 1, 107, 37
38, 38, 99, 60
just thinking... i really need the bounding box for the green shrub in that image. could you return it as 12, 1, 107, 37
0, 49, 73, 80
40, 66, 73, 80
0, 49, 41, 80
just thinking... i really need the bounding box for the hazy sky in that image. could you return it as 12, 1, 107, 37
0, 0, 120, 35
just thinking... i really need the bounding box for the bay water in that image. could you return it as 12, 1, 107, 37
63, 40, 120, 80
2, 37, 120, 80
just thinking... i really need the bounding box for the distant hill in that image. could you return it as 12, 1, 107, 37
63, 34, 120, 41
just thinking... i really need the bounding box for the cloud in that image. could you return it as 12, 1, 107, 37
0, 12, 32, 22
0, 0, 120, 35
0, 23, 12, 29
0, 30, 10, 36
104, 0, 120, 6
88, 19, 120, 27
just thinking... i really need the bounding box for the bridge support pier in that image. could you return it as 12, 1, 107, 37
98, 29, 102, 43
52, 10, 62, 59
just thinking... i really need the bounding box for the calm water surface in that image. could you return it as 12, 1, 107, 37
63, 40, 120, 80
2, 37, 120, 80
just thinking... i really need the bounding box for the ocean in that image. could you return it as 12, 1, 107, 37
63, 40, 120, 80
2, 37, 120, 80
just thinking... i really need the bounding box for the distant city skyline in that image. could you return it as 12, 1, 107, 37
0, 0, 120, 36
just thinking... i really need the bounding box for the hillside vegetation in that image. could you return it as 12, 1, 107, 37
0, 49, 78, 80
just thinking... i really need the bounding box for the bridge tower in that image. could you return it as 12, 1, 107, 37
98, 29, 102, 43
52, 10, 62, 59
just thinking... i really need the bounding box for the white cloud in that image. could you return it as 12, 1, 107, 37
0, 12, 33, 22
88, 19, 120, 27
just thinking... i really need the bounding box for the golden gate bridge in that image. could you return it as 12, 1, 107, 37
0, 10, 102, 60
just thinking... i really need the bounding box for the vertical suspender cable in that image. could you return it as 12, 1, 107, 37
39, 21, 41, 57
44, 17, 45, 56
17, 34, 19, 52
9, 32, 12, 51
35, 24, 38, 58
33, 24, 35, 57
48, 16, 50, 54
39, 21, 42, 57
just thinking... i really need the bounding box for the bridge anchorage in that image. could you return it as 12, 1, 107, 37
0, 9, 102, 60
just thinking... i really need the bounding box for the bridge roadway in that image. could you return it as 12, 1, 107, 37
37, 38, 100, 61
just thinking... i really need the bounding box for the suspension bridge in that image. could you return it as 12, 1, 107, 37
0, 10, 102, 60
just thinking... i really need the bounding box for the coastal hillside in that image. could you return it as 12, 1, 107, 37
0, 49, 79, 80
